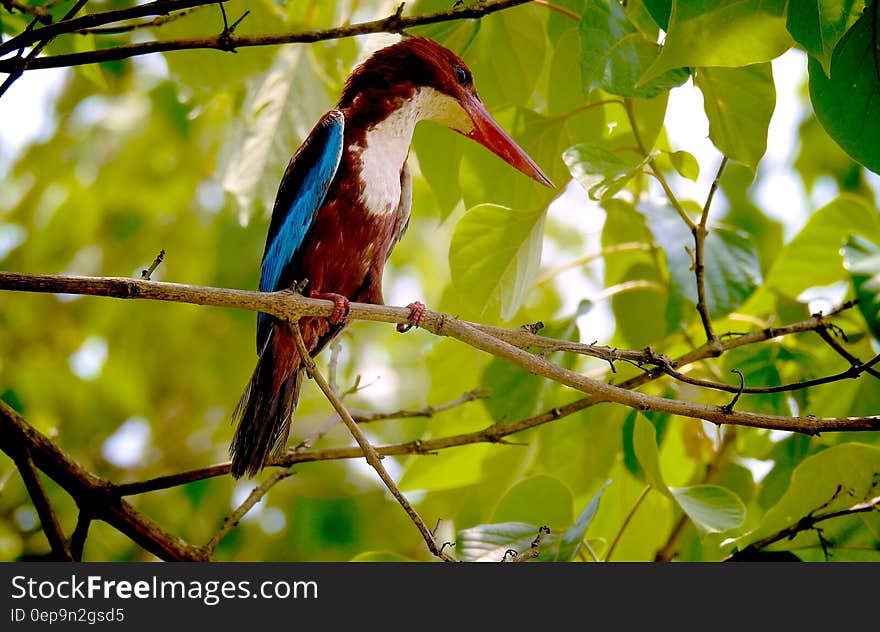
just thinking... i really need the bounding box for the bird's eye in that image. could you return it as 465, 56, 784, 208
454, 65, 469, 85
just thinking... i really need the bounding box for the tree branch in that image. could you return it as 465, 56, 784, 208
0, 0, 223, 57
727, 484, 880, 560
13, 448, 72, 560
0, 0, 534, 72
1, 271, 878, 437
290, 322, 456, 562
692, 156, 728, 347
203, 468, 293, 554
0, 400, 209, 561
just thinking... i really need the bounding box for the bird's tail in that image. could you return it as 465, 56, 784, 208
230, 324, 303, 479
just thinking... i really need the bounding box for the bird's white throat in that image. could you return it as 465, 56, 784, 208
354, 87, 472, 216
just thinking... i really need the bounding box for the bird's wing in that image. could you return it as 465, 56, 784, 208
257, 109, 345, 350
387, 161, 412, 259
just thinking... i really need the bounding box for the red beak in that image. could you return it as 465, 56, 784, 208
461, 93, 554, 188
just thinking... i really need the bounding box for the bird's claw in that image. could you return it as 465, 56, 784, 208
397, 301, 426, 333
311, 291, 350, 325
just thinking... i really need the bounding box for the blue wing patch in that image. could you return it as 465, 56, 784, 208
257, 110, 344, 349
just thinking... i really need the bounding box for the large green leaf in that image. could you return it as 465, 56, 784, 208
643, 0, 791, 82
842, 235, 880, 340
759, 195, 880, 299
580, 0, 689, 98
492, 475, 573, 527
449, 204, 546, 321
808, 5, 880, 174
787, 0, 867, 75
734, 443, 880, 551
634, 415, 746, 534
638, 203, 763, 321
694, 64, 776, 170
481, 355, 545, 421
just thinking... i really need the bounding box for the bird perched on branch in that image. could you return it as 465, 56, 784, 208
231, 37, 552, 478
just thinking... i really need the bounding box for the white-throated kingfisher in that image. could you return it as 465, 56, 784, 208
231, 37, 552, 478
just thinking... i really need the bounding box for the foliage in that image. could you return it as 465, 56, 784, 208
1, 0, 880, 562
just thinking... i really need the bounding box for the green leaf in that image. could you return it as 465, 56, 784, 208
219, 47, 330, 222
808, 7, 880, 174
413, 123, 464, 220
482, 355, 545, 421
580, 0, 689, 98
601, 199, 668, 347
492, 475, 573, 527
563, 144, 651, 200
669, 150, 700, 182
642, 0, 792, 82
557, 479, 612, 561
669, 485, 747, 534
643, 0, 672, 30
694, 64, 776, 170
735, 443, 880, 551
632, 413, 668, 491
842, 235, 880, 340
759, 194, 880, 299
786, 0, 867, 76
449, 204, 546, 321
399, 445, 493, 492
638, 203, 763, 320
634, 416, 746, 534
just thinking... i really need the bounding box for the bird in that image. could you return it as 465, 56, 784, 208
230, 36, 553, 478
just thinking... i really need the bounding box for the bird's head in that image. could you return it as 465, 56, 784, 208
338, 37, 553, 188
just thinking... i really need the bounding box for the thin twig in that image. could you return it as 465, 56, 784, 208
14, 449, 72, 560
605, 485, 652, 561
816, 326, 880, 380
75, 7, 203, 35
535, 242, 654, 286
624, 98, 695, 230
692, 156, 729, 347
727, 489, 880, 560
140, 249, 165, 280
505, 525, 551, 562
532, 0, 579, 21
203, 468, 293, 553
290, 323, 457, 562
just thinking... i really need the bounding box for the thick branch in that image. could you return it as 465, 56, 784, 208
0, 400, 209, 561
0, 0, 533, 72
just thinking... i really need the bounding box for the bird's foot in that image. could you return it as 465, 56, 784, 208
397, 301, 427, 333
310, 291, 350, 325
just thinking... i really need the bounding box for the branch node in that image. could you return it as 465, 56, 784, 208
721, 369, 745, 414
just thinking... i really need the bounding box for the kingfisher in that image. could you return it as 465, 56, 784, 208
230, 37, 552, 478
